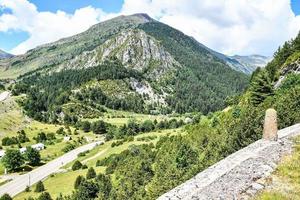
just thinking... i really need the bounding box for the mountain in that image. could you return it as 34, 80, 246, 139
196, 42, 270, 74
5, 14, 249, 122
0, 49, 13, 59
229, 55, 270, 74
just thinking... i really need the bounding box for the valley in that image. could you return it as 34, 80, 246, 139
0, 11, 299, 200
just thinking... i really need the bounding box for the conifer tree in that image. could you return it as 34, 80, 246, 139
35, 181, 45, 193
250, 71, 273, 106
86, 167, 96, 179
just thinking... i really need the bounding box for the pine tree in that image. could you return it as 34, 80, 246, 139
250, 71, 273, 106
86, 167, 96, 179
74, 175, 85, 189
72, 160, 83, 171
35, 181, 45, 193
37, 192, 52, 200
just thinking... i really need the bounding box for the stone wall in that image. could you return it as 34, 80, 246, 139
158, 124, 300, 200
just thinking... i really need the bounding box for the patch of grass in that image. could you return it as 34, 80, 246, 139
0, 95, 102, 175
15, 128, 184, 199
283, 51, 300, 67
255, 137, 300, 200
257, 192, 288, 200
86, 109, 183, 126
0, 96, 25, 137
0, 179, 11, 186
3, 120, 98, 162
14, 167, 105, 200
66, 128, 184, 169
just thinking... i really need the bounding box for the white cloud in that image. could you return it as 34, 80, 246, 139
0, 0, 300, 56
0, 0, 111, 54
120, 0, 300, 56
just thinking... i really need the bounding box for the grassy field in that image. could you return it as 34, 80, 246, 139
15, 128, 185, 199
88, 108, 184, 126
0, 119, 99, 161
255, 136, 300, 200
63, 101, 185, 127
0, 96, 26, 137
1, 91, 188, 199
72, 128, 183, 167
0, 95, 101, 175
22, 121, 99, 160
14, 167, 106, 200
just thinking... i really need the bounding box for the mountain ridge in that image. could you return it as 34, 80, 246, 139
7, 14, 248, 119
195, 40, 270, 74
0, 50, 13, 59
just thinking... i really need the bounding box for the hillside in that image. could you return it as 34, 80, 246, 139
198, 43, 270, 74
148, 30, 300, 200
5, 14, 249, 123
0, 13, 299, 200
0, 50, 13, 59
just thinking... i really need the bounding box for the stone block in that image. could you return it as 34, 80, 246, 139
263, 109, 278, 141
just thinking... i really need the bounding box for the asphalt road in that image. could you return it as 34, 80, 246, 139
0, 141, 102, 197
0, 91, 9, 102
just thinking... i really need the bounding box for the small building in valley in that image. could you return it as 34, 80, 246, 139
32, 143, 45, 151
0, 150, 5, 158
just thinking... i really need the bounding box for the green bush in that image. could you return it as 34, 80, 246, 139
74, 175, 85, 189
2, 149, 24, 172
86, 167, 96, 179
82, 164, 88, 169
62, 142, 76, 153
78, 150, 89, 157
24, 147, 41, 166
25, 186, 30, 192
35, 181, 45, 193
111, 140, 124, 147
37, 192, 52, 200
0, 194, 12, 200
72, 161, 83, 171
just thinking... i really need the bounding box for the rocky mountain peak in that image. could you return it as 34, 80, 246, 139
131, 13, 154, 22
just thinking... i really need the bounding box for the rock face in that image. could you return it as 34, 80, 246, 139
63, 29, 178, 105
274, 59, 300, 88
158, 124, 300, 200
65, 29, 180, 79
263, 108, 278, 141
229, 55, 271, 74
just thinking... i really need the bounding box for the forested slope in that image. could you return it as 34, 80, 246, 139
3, 14, 300, 200
52, 31, 300, 200
9, 14, 249, 123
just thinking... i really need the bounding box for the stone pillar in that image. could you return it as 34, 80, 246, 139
263, 108, 278, 141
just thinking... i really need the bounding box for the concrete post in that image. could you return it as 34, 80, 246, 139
263, 108, 278, 141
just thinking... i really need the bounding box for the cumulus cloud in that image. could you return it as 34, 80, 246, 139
0, 0, 112, 54
0, 0, 300, 56
121, 0, 300, 56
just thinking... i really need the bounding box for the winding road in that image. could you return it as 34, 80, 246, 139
0, 141, 103, 197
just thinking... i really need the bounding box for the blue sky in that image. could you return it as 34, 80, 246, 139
0, 0, 300, 56
0, 0, 124, 52
291, 0, 300, 15
30, 0, 124, 13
